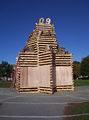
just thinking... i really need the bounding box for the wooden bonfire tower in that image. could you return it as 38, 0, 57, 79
16, 18, 74, 93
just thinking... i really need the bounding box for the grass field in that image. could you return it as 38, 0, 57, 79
74, 80, 89, 86
64, 115, 89, 120
64, 102, 89, 120
0, 81, 12, 88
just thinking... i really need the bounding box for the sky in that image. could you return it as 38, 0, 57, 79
0, 0, 89, 64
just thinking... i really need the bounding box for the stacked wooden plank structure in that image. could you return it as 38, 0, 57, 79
16, 18, 74, 93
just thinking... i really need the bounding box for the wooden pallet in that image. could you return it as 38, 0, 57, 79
38, 87, 53, 94
15, 18, 73, 94
56, 85, 74, 91
18, 87, 38, 92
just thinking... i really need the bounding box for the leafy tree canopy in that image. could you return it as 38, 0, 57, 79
0, 61, 13, 80
81, 55, 89, 77
73, 61, 81, 79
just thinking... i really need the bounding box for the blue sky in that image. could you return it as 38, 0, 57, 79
0, 0, 89, 64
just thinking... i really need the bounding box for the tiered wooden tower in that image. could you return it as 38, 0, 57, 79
16, 18, 74, 93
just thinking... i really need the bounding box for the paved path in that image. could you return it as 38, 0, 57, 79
0, 86, 89, 120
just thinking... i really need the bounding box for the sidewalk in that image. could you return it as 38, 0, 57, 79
0, 86, 89, 120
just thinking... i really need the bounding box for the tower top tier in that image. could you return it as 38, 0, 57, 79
35, 18, 54, 31
38, 18, 51, 24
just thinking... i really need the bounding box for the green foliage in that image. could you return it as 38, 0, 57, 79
73, 61, 81, 79
0, 61, 13, 80
81, 56, 89, 77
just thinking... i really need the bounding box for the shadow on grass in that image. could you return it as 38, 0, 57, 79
63, 102, 89, 120
0, 81, 12, 88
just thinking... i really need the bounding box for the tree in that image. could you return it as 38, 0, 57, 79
0, 61, 13, 80
81, 55, 89, 77
0, 64, 3, 79
73, 61, 81, 79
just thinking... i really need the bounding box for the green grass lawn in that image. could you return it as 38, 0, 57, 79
64, 114, 89, 120
74, 80, 89, 86
0, 81, 12, 88
64, 102, 89, 120
70, 102, 89, 114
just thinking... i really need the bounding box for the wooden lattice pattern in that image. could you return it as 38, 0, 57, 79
16, 18, 74, 93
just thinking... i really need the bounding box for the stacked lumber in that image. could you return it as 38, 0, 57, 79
16, 18, 74, 93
